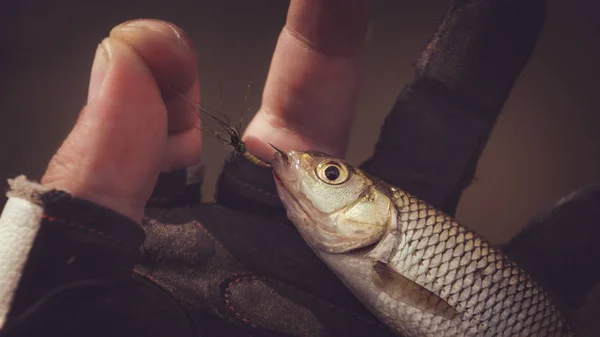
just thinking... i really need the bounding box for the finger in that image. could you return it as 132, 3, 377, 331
110, 20, 202, 170
42, 20, 201, 222
110, 20, 203, 208
42, 37, 168, 222
160, 78, 202, 172
360, 0, 546, 215
242, 0, 373, 161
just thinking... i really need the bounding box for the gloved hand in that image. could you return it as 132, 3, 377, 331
2, 0, 598, 337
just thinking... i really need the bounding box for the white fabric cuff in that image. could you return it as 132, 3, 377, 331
0, 176, 48, 329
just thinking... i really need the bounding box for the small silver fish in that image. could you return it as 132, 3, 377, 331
271, 149, 573, 337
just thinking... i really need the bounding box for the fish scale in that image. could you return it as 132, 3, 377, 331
384, 189, 571, 336
272, 150, 574, 337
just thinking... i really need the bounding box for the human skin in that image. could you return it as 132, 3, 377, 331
40, 0, 373, 223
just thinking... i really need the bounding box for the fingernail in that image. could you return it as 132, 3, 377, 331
116, 19, 191, 52
88, 40, 110, 103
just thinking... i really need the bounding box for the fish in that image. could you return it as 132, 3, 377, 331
270, 149, 573, 337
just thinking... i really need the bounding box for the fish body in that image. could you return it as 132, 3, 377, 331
271, 150, 573, 337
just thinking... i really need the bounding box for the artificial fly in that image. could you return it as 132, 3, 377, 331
168, 83, 272, 168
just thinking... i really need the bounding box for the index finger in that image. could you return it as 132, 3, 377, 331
243, 0, 373, 161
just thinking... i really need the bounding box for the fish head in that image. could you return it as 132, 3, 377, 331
272, 149, 393, 254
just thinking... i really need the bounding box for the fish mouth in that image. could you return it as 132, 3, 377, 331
273, 170, 285, 189
274, 174, 309, 216
272, 168, 295, 206
271, 162, 315, 227
271, 152, 358, 254
273, 171, 351, 254
270, 148, 316, 229
270, 148, 297, 208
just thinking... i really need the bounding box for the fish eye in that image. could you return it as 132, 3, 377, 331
316, 161, 349, 185
325, 166, 339, 180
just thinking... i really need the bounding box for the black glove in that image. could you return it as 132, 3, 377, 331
5, 1, 597, 337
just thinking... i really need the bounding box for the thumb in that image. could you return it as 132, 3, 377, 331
42, 37, 168, 223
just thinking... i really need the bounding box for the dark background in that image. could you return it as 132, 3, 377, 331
1, 0, 599, 244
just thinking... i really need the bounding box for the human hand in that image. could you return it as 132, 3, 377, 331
40, 0, 372, 225
24, 0, 598, 336
40, 19, 203, 223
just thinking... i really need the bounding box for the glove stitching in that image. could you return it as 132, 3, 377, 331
223, 273, 259, 329
223, 274, 384, 330
225, 172, 279, 200
41, 213, 136, 251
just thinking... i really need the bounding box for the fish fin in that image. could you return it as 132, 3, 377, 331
372, 261, 459, 320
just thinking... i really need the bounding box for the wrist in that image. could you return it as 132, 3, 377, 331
41, 176, 145, 224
